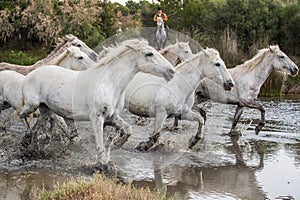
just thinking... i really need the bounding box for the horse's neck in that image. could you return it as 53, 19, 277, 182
231, 53, 274, 89
87, 52, 138, 92
32, 44, 69, 69
162, 50, 179, 66
173, 57, 205, 97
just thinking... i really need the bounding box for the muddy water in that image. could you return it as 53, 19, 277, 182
0, 96, 299, 200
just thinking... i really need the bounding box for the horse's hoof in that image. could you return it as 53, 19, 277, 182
1, 125, 7, 132
170, 125, 182, 132
21, 135, 32, 148
228, 129, 242, 136
188, 136, 201, 149
93, 161, 116, 176
135, 141, 148, 152
136, 117, 148, 126
113, 134, 130, 147
149, 143, 164, 152
255, 123, 264, 135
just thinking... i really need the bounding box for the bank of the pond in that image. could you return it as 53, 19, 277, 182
34, 174, 176, 200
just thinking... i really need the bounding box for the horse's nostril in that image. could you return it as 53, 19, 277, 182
169, 68, 175, 74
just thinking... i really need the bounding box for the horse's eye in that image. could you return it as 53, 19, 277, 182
78, 56, 83, 60
215, 63, 221, 67
76, 43, 82, 47
184, 51, 189, 53
279, 55, 285, 59
145, 53, 153, 57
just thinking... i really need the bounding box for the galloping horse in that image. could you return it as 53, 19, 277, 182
123, 48, 234, 151
0, 46, 95, 133
0, 34, 98, 75
156, 18, 167, 50
196, 45, 299, 135
19, 39, 175, 163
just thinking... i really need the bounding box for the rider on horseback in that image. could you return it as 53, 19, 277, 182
153, 7, 169, 31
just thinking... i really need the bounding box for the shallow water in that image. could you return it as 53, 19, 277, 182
0, 96, 299, 200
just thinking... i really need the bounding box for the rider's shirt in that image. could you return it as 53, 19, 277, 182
153, 13, 168, 22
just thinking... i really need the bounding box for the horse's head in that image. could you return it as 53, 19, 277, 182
65, 34, 99, 62
125, 39, 175, 81
160, 42, 193, 66
175, 42, 193, 60
199, 48, 234, 91
269, 45, 299, 76
156, 17, 164, 28
58, 46, 96, 70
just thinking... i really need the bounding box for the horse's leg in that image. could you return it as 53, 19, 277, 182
229, 105, 244, 136
241, 101, 265, 135
180, 110, 204, 149
19, 104, 40, 147
90, 113, 106, 163
107, 113, 132, 148
172, 116, 181, 130
135, 107, 167, 152
50, 114, 77, 141
192, 105, 207, 123
22, 105, 51, 148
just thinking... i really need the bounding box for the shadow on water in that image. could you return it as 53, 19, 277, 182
0, 97, 300, 199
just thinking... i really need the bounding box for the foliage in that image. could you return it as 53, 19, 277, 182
0, 0, 109, 47
34, 174, 177, 200
0, 0, 299, 95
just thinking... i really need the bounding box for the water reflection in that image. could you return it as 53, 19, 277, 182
0, 170, 67, 200
130, 135, 267, 199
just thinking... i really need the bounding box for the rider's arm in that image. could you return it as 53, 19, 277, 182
163, 14, 168, 22
153, 15, 157, 22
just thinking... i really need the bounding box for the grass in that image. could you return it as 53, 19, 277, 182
0, 47, 48, 65
34, 174, 177, 200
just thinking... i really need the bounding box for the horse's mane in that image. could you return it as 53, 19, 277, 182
33, 34, 77, 67
90, 39, 149, 69
235, 45, 278, 72
159, 42, 188, 54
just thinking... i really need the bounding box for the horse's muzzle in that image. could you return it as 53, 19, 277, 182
291, 66, 299, 76
224, 80, 234, 91
165, 68, 175, 81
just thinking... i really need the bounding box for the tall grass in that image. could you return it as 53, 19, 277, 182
34, 174, 177, 200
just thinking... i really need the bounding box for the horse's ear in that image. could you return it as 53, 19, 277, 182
200, 47, 210, 57
269, 44, 279, 53
66, 47, 75, 55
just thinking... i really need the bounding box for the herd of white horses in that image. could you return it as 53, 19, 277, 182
0, 34, 298, 164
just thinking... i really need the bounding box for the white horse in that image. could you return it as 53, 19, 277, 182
156, 18, 167, 50
0, 34, 98, 75
196, 45, 299, 135
159, 42, 193, 66
123, 48, 234, 151
0, 46, 96, 132
19, 39, 175, 163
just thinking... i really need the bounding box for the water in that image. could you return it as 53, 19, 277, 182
0, 96, 299, 199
